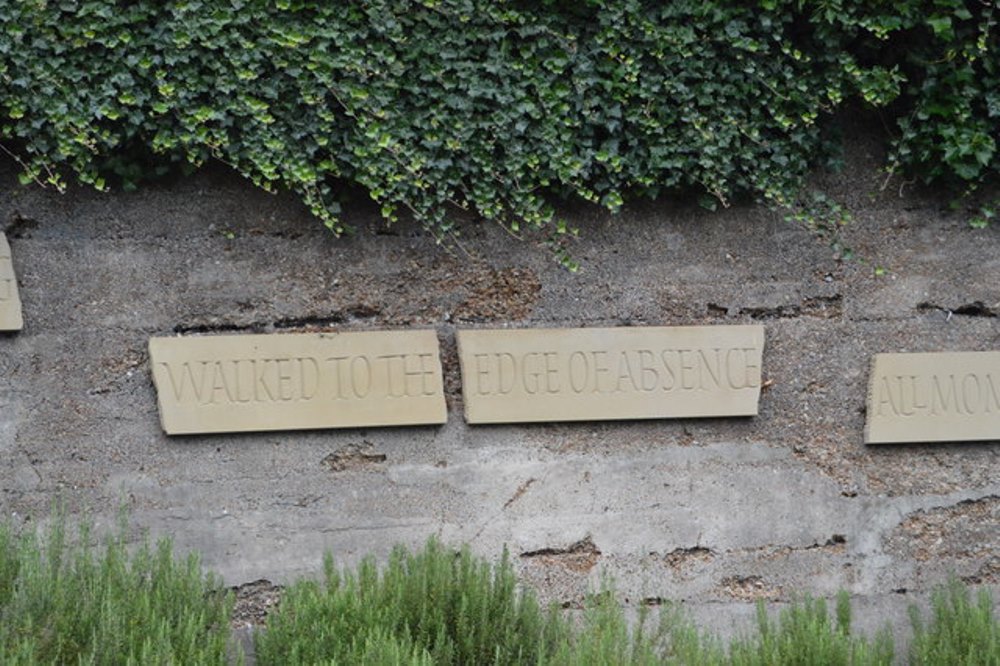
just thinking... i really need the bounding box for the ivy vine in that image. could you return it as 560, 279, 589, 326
1, 1, 996, 266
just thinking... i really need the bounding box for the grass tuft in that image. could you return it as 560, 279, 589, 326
725, 591, 894, 665
255, 537, 549, 665
2, 515, 996, 665
910, 577, 999, 665
0, 513, 232, 665
254, 539, 903, 665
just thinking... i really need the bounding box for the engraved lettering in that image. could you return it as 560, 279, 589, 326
679, 349, 697, 390
473, 353, 491, 396
326, 356, 349, 399
659, 350, 677, 390
254, 359, 276, 402
876, 375, 900, 417
379, 354, 406, 398
987, 374, 1000, 413
591, 351, 610, 393
405, 352, 436, 396
496, 353, 516, 395
182, 357, 325, 405
615, 351, 639, 393
298, 357, 319, 400
276, 358, 295, 401
739, 347, 760, 389
962, 373, 981, 415
522, 352, 542, 395
637, 349, 658, 392
543, 352, 560, 394
568, 351, 588, 393
894, 376, 917, 416
456, 327, 763, 424
149, 331, 445, 433
698, 348, 722, 390
232, 359, 254, 403
931, 374, 957, 415
895, 375, 925, 416
0, 234, 21, 332
159, 361, 210, 403
209, 361, 235, 404
725, 348, 746, 389
907, 375, 928, 411
350, 355, 372, 399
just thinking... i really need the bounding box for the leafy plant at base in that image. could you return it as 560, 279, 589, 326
0, 513, 232, 665
726, 591, 894, 665
909, 577, 999, 665
254, 537, 551, 665
2, 515, 995, 665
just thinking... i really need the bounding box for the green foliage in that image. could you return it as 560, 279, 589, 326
909, 578, 999, 665
726, 591, 894, 665
0, 1, 996, 261
970, 199, 997, 229
258, 539, 907, 666
0, 514, 232, 665
256, 538, 712, 665
807, 0, 1000, 191
255, 537, 550, 665
0, 517, 997, 665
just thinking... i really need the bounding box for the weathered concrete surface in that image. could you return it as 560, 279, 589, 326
0, 128, 997, 645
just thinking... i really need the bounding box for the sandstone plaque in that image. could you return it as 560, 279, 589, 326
0, 233, 23, 331
149, 331, 446, 434
457, 325, 764, 424
865, 352, 1000, 444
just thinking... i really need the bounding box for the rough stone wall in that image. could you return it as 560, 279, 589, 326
0, 134, 997, 642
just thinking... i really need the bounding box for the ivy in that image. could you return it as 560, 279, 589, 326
1, 1, 997, 265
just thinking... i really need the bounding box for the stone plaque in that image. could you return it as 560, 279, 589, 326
457, 325, 764, 424
865, 352, 1000, 444
149, 331, 446, 435
0, 233, 23, 331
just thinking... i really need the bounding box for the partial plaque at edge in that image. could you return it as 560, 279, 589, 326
0, 232, 23, 331
865, 351, 1000, 444
457, 325, 765, 424
149, 330, 446, 435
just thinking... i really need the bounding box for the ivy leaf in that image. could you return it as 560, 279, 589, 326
926, 16, 953, 39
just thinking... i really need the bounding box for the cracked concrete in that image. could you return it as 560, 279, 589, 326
0, 124, 998, 645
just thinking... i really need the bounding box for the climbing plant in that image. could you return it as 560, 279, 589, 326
1, 1, 996, 265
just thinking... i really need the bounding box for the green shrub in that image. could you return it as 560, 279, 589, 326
910, 578, 999, 665
1, 1, 997, 262
727, 591, 894, 666
255, 537, 552, 665
543, 594, 727, 666
256, 538, 908, 666
0, 515, 232, 665
256, 538, 721, 665
1, 517, 996, 665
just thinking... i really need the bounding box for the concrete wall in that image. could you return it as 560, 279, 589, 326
0, 136, 997, 642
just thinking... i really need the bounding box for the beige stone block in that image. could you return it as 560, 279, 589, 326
149, 331, 446, 435
865, 352, 1000, 444
0, 233, 23, 331
457, 326, 764, 424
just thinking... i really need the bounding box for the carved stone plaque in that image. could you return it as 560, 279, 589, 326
149, 331, 446, 434
865, 352, 1000, 443
0, 233, 23, 331
457, 326, 764, 424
